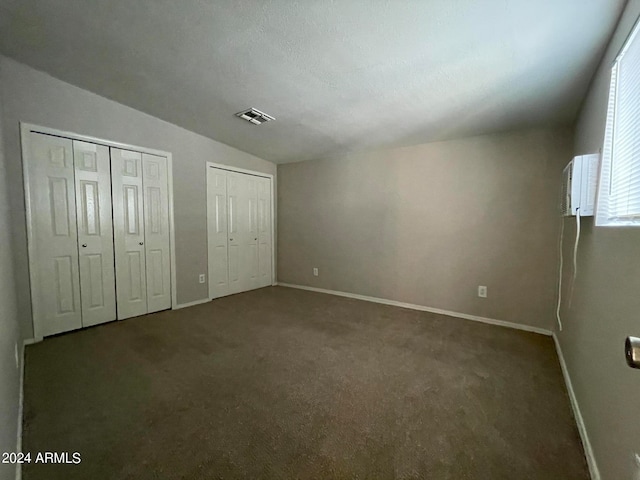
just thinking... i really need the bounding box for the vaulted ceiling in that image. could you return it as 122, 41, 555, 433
0, 0, 627, 163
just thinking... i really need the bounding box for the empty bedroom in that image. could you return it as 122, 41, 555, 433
0, 1, 639, 479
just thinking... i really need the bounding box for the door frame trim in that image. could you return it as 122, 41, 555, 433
20, 122, 178, 340
206, 161, 276, 299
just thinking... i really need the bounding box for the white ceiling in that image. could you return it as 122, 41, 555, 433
0, 0, 627, 163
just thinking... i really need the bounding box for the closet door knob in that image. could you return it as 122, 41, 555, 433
230, 238, 234, 241
139, 242, 144, 246
82, 244, 87, 248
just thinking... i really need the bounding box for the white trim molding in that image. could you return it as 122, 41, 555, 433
552, 333, 600, 480
173, 298, 211, 310
277, 283, 552, 336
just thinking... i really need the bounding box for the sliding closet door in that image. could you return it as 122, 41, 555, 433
26, 132, 83, 337
257, 177, 272, 288
111, 148, 147, 320
73, 141, 117, 327
142, 153, 171, 313
207, 167, 229, 298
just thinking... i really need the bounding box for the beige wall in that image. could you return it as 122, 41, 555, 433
558, 1, 640, 479
278, 127, 572, 331
0, 56, 276, 340
0, 79, 21, 480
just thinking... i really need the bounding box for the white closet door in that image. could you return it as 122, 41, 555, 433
243, 175, 260, 292
207, 167, 229, 298
227, 172, 243, 295
227, 172, 260, 294
209, 168, 272, 297
111, 148, 147, 319
142, 153, 171, 313
26, 132, 83, 336
73, 141, 117, 327
257, 177, 272, 288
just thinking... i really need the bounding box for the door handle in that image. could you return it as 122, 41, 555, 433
82, 244, 87, 248
229, 238, 234, 241
254, 238, 257, 241
625, 337, 640, 369
139, 242, 144, 246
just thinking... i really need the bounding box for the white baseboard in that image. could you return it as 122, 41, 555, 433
15, 340, 30, 480
552, 333, 599, 480
172, 298, 210, 310
277, 283, 552, 336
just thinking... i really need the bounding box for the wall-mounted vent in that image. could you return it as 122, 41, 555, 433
235, 108, 275, 125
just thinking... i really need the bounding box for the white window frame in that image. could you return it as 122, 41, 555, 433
596, 17, 640, 227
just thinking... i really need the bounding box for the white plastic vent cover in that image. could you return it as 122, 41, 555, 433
235, 108, 275, 125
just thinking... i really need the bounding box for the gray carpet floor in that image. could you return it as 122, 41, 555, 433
22, 286, 589, 479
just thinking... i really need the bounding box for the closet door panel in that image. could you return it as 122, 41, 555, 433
257, 177, 273, 288
227, 172, 242, 294
26, 132, 83, 337
207, 167, 229, 298
142, 153, 171, 313
244, 176, 260, 291
74, 140, 116, 327
207, 169, 273, 299
111, 148, 147, 319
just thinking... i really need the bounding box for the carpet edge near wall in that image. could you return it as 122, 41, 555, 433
276, 283, 553, 336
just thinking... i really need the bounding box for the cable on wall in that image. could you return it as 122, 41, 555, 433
568, 208, 581, 309
556, 216, 565, 331
556, 206, 582, 330
573, 208, 581, 278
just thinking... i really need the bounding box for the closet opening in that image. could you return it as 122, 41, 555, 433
206, 163, 275, 299
21, 123, 177, 340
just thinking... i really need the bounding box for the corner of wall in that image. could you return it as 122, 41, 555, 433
0, 58, 26, 480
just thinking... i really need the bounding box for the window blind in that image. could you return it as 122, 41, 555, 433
597, 20, 640, 226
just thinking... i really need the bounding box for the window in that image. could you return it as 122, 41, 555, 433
596, 19, 640, 226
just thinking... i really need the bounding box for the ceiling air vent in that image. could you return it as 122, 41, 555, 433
235, 108, 275, 125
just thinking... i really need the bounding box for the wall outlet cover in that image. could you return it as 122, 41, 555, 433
199, 274, 206, 284
478, 286, 487, 298
313, 268, 319, 277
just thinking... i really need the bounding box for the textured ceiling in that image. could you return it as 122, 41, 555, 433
0, 0, 627, 163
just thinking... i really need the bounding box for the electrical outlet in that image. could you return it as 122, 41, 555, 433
14, 343, 19, 369
199, 274, 206, 284
313, 267, 319, 277
478, 286, 487, 298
